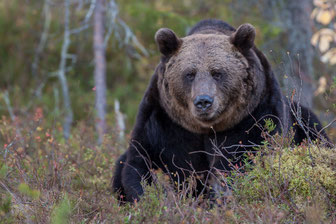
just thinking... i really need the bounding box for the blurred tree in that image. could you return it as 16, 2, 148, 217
280, 0, 315, 108
32, 0, 51, 82
311, 0, 336, 65
58, 0, 73, 139
0, 0, 335, 140
311, 0, 336, 136
233, 0, 315, 107
94, 0, 107, 144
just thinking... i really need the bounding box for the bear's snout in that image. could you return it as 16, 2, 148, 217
193, 95, 214, 111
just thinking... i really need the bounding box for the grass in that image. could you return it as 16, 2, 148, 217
0, 110, 335, 223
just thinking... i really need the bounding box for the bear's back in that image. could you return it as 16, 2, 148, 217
188, 19, 236, 36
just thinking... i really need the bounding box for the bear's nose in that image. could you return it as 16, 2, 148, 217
193, 95, 214, 111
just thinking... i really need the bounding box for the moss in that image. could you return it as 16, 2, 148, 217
233, 145, 336, 216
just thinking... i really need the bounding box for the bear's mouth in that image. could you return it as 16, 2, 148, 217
194, 110, 219, 123
193, 104, 226, 126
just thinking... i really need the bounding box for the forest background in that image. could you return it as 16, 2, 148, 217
0, 0, 335, 143
0, 0, 336, 223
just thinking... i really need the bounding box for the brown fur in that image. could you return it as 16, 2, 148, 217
156, 30, 266, 134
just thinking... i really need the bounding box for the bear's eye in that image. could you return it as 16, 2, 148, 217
185, 72, 196, 81
211, 71, 222, 80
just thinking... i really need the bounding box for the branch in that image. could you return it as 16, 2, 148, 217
32, 0, 51, 79
104, 0, 148, 57
58, 0, 73, 139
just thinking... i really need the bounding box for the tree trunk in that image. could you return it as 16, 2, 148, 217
58, 0, 73, 139
230, 0, 315, 108
94, 0, 107, 144
279, 0, 315, 108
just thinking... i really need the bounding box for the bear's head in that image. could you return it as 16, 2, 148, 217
155, 24, 266, 134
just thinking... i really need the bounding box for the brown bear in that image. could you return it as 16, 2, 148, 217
112, 19, 330, 202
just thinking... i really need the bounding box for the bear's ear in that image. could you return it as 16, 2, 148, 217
230, 23, 256, 52
155, 28, 182, 56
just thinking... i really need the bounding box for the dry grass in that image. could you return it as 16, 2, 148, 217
0, 110, 335, 223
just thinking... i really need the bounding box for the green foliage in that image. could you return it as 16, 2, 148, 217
0, 194, 11, 215
232, 145, 336, 216
0, 163, 8, 179
0, 193, 13, 224
18, 183, 40, 200
264, 118, 277, 133
51, 194, 72, 224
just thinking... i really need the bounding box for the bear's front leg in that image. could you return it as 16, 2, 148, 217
121, 149, 152, 202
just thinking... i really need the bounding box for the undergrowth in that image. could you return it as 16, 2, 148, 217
0, 111, 335, 223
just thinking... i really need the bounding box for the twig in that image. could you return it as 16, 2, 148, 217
319, 118, 336, 135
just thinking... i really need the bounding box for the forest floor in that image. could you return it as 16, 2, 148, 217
0, 111, 335, 223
